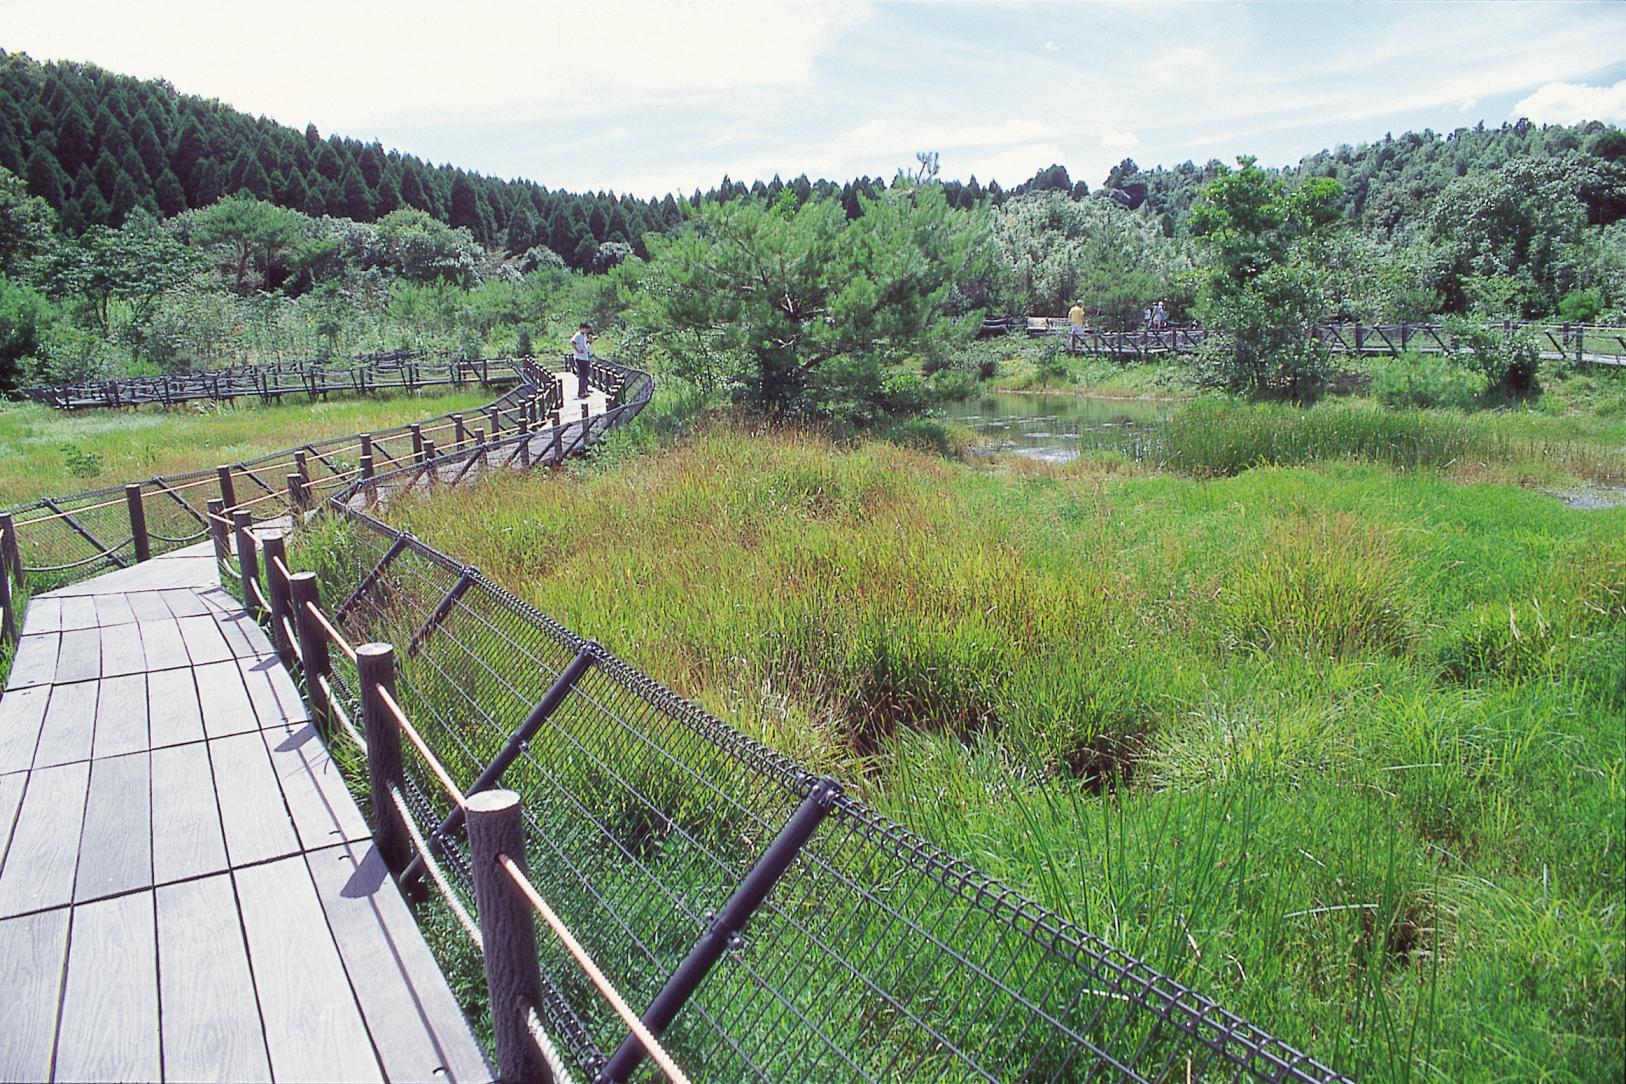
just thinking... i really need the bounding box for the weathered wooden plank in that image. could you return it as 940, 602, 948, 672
98, 621, 149, 678
0, 908, 71, 1084
176, 613, 234, 665
146, 667, 205, 749
0, 770, 24, 854
92, 593, 137, 628
6, 631, 60, 689
238, 656, 311, 728
138, 617, 191, 672
308, 840, 494, 1084
53, 626, 102, 684
32, 679, 98, 769
195, 659, 258, 738
58, 594, 100, 632
53, 889, 161, 1083
209, 732, 300, 867
263, 721, 370, 851
74, 751, 152, 903
90, 674, 148, 759
126, 590, 173, 623
160, 588, 211, 619
24, 594, 62, 633
234, 856, 384, 1083
0, 761, 89, 917
150, 741, 228, 884
156, 874, 273, 1082
213, 608, 276, 659
0, 684, 50, 776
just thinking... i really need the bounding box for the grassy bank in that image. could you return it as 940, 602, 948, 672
373, 422, 1623, 1080
0, 388, 499, 506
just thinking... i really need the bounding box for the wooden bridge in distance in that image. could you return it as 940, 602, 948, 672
0, 545, 493, 1082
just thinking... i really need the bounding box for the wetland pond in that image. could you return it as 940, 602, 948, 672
941, 392, 1172, 463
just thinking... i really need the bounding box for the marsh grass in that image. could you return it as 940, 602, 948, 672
360, 420, 1625, 1079
0, 388, 497, 505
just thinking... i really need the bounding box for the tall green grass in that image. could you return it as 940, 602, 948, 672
1131, 399, 1626, 482
369, 422, 1624, 1080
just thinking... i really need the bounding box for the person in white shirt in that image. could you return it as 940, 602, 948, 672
570, 322, 593, 399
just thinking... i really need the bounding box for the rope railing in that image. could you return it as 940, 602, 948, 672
499, 852, 692, 1084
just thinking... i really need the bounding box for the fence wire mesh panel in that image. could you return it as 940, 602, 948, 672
292, 456, 1348, 1083
0, 357, 599, 589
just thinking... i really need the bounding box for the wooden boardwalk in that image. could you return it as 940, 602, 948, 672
0, 542, 492, 1083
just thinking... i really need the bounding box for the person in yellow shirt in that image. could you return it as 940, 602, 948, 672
1067, 299, 1087, 353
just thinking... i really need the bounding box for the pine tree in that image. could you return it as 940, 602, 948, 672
54, 100, 94, 175
448, 174, 480, 233
399, 166, 427, 211
191, 157, 224, 206
24, 144, 68, 208
338, 164, 374, 221
504, 205, 535, 254
153, 168, 187, 216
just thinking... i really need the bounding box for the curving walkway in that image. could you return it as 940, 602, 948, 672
0, 541, 492, 1083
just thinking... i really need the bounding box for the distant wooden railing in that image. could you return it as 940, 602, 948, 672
984, 316, 1626, 367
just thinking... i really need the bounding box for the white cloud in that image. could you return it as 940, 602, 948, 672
1458, 98, 1478, 113
962, 143, 1070, 186
1044, 40, 1059, 52
2, 0, 876, 128
1512, 80, 1626, 125
1100, 129, 1139, 150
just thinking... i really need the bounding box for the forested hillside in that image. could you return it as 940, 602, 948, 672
3, 46, 1626, 397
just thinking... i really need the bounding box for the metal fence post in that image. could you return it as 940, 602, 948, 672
217, 464, 237, 510
233, 510, 262, 618
289, 572, 331, 731
125, 484, 151, 563
358, 643, 411, 875
466, 790, 552, 1084
261, 533, 294, 663
0, 512, 23, 586
206, 498, 229, 565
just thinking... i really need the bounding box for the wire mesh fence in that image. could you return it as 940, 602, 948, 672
0, 356, 634, 591
22, 349, 526, 409
286, 417, 1350, 1083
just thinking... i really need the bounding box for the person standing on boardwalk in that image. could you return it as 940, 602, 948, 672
571, 321, 593, 399
1067, 299, 1087, 353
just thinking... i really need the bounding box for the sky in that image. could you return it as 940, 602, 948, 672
4, 0, 1626, 198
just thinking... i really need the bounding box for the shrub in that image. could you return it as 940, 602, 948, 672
1557, 287, 1604, 324
1370, 353, 1482, 410
1443, 314, 1541, 394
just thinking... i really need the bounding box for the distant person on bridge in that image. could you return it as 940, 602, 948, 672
571, 321, 593, 399
1067, 299, 1087, 352
1152, 301, 1168, 329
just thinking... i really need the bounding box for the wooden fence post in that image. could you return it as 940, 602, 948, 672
410, 425, 424, 464
0, 541, 16, 645
125, 484, 151, 563
0, 512, 23, 586
466, 790, 552, 1084
289, 572, 330, 731
206, 498, 229, 564
261, 533, 294, 664
517, 416, 531, 469
217, 464, 237, 510
454, 414, 466, 451
287, 472, 306, 514
233, 510, 262, 618
358, 643, 412, 874
487, 406, 502, 439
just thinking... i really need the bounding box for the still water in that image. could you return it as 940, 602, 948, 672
940, 392, 1172, 463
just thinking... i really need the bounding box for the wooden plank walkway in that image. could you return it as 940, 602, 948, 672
0, 542, 492, 1083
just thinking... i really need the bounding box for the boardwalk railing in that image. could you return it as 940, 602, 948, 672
191, 372, 1353, 1080
997, 317, 1626, 366
22, 349, 528, 410
0, 358, 611, 592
